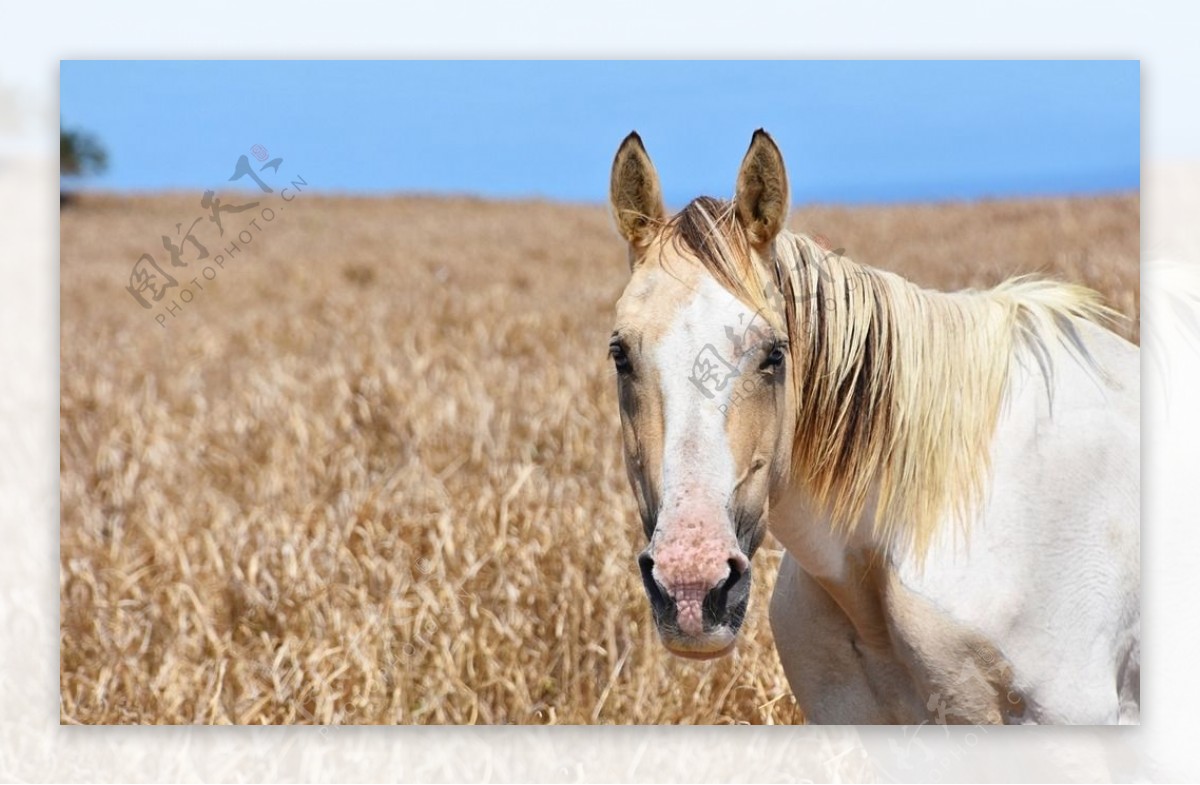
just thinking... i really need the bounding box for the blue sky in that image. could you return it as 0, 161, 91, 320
60, 61, 1139, 205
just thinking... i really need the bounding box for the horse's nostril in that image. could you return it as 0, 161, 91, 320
638, 553, 670, 618
703, 558, 750, 627
726, 557, 746, 590
637, 552, 654, 581
711, 559, 743, 606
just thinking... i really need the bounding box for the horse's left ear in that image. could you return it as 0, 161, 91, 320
735, 129, 790, 248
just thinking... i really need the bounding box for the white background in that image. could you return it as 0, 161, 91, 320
3, 2, 1200, 781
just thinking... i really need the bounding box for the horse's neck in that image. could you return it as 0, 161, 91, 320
770, 230, 997, 581
770, 485, 895, 645
777, 232, 1023, 560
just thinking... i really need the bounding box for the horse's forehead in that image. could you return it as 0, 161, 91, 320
615, 260, 747, 345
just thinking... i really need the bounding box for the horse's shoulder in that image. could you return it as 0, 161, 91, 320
882, 569, 1027, 724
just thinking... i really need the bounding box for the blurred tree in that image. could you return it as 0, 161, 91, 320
61, 126, 108, 176
60, 126, 107, 205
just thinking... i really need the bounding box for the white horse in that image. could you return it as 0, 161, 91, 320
607, 130, 1139, 724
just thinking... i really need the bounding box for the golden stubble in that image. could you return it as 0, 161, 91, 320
60, 192, 1138, 724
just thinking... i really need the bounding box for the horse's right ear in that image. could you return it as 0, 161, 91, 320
609, 131, 666, 253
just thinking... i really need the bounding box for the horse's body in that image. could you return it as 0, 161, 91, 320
769, 314, 1139, 724
607, 130, 1139, 724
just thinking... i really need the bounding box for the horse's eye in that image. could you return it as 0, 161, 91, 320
763, 343, 786, 370
610, 341, 632, 373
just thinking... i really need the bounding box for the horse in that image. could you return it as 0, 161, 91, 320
606, 129, 1139, 724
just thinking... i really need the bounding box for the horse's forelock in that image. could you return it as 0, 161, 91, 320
661, 197, 784, 329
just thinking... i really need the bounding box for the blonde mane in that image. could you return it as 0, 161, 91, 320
666, 197, 1114, 558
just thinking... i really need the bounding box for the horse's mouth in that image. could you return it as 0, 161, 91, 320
666, 641, 737, 660
660, 628, 738, 660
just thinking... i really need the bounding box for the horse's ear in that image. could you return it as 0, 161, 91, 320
735, 129, 790, 248
609, 131, 666, 252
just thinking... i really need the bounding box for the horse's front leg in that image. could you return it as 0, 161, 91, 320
769, 554, 917, 724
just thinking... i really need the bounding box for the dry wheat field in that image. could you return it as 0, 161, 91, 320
60, 192, 1138, 725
